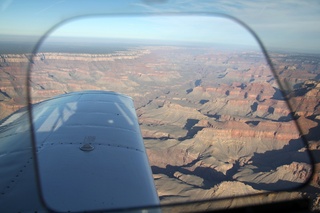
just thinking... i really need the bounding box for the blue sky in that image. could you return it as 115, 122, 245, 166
0, 0, 319, 53
47, 16, 260, 48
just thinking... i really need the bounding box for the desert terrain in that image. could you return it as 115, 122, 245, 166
0, 46, 319, 210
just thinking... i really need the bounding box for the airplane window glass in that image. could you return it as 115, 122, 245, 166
28, 16, 312, 211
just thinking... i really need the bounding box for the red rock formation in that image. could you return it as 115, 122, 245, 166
1, 48, 319, 205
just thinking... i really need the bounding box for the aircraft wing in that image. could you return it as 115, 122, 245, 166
0, 90, 159, 212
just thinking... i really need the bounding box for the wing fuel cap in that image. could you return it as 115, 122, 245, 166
80, 144, 95, 151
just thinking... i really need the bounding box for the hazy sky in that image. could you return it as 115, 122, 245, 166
0, 0, 319, 53
46, 16, 260, 49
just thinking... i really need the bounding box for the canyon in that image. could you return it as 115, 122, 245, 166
0, 46, 319, 208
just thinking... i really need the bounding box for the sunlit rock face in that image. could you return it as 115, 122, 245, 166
0, 47, 319, 205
